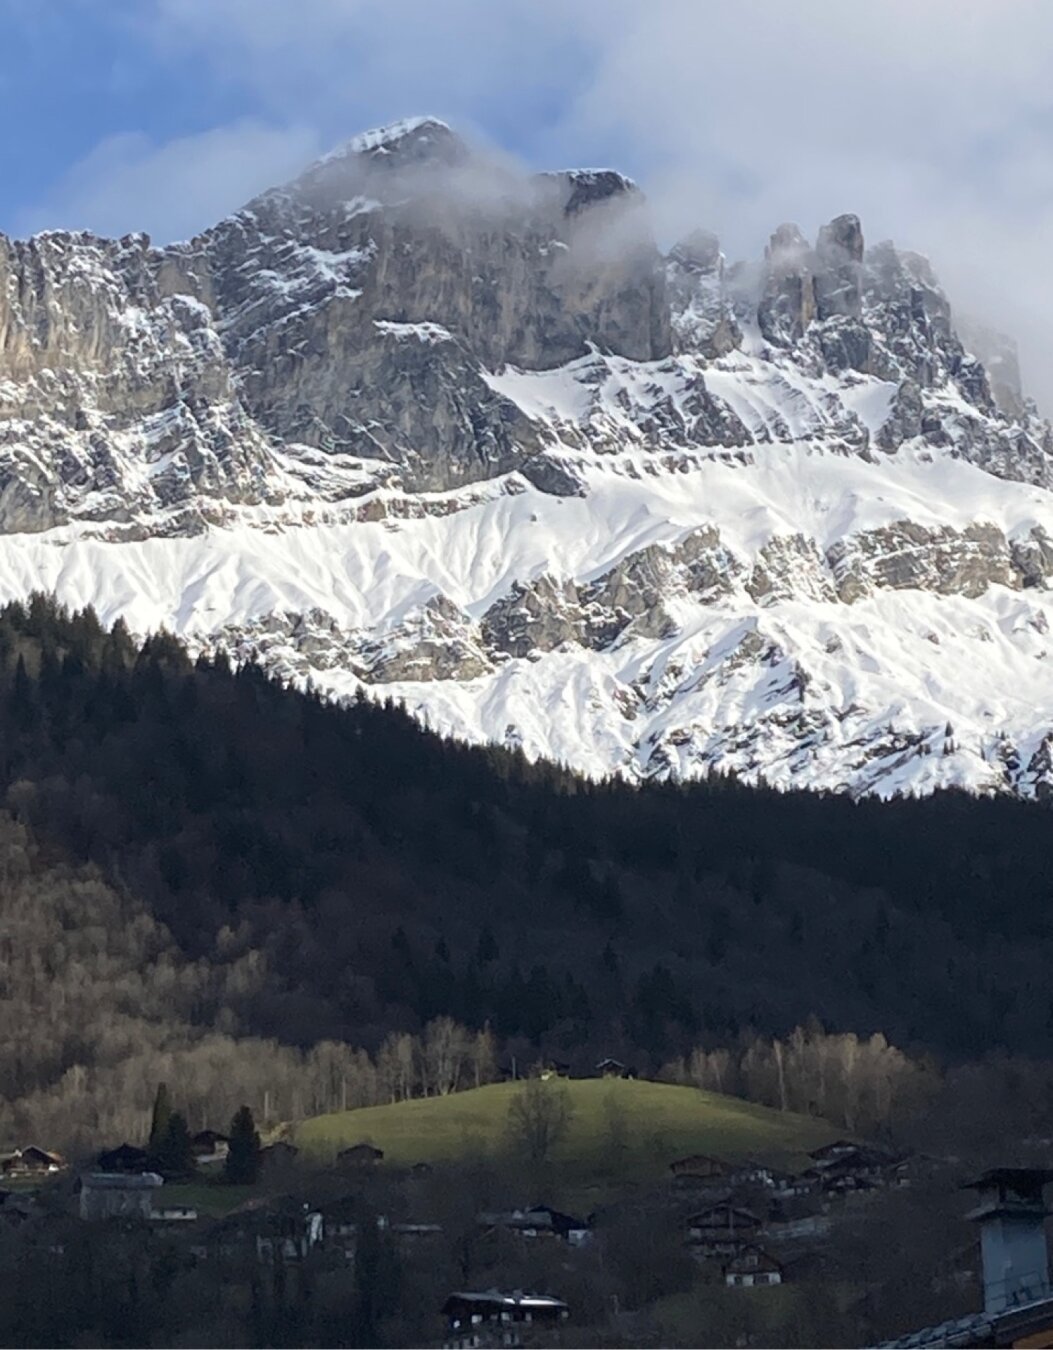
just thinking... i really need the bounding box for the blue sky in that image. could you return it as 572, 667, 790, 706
3, 0, 1053, 401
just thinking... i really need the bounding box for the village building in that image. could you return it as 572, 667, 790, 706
79, 1172, 164, 1221
804, 1139, 906, 1195
442, 1290, 569, 1349
96, 1143, 149, 1174
724, 1244, 785, 1288
595, 1058, 636, 1079
669, 1153, 734, 1185
207, 1198, 323, 1263
686, 1203, 761, 1258
190, 1130, 229, 1165
878, 1168, 1053, 1348
0, 1146, 66, 1177
259, 1140, 299, 1172
150, 1203, 198, 1222
337, 1142, 384, 1167
479, 1204, 591, 1246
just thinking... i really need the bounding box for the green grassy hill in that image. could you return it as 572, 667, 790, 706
294, 1077, 836, 1192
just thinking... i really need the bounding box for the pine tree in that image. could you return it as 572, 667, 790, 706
154, 1111, 195, 1179
225, 1105, 261, 1185
148, 1082, 172, 1153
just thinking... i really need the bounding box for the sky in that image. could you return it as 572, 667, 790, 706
3, 0, 1053, 403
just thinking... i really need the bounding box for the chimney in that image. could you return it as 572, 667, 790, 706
963, 1168, 1053, 1313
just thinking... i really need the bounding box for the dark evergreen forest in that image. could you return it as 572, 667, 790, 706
2, 594, 1051, 1071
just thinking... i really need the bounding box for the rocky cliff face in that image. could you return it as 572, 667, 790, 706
3, 115, 1053, 799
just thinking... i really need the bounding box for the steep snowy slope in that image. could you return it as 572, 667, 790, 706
3, 117, 1053, 798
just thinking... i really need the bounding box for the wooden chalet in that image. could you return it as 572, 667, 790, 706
686, 1203, 761, 1257
96, 1143, 149, 1174
669, 1153, 733, 1184
805, 1140, 903, 1194
595, 1057, 636, 1079
0, 1146, 66, 1177
337, 1142, 384, 1167
480, 1204, 590, 1246
442, 1289, 569, 1349
724, 1244, 785, 1288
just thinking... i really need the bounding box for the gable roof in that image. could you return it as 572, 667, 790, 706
688, 1203, 760, 1226
724, 1244, 784, 1274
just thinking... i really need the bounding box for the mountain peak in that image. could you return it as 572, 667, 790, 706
316, 116, 463, 169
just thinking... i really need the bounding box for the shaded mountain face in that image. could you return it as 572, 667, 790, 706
2, 115, 1053, 798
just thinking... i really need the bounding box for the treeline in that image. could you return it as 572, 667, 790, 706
665, 1022, 1053, 1157
2, 593, 1053, 1105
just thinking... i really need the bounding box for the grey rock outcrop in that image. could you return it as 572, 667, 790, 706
667, 230, 742, 358
828, 521, 1016, 602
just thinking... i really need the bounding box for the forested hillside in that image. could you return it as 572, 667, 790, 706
1, 595, 1052, 1150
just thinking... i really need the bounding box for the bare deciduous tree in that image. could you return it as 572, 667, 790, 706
506, 1077, 572, 1165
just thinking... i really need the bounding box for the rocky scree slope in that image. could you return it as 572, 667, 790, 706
3, 115, 1053, 799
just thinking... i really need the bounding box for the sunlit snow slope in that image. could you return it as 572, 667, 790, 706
3, 118, 1053, 798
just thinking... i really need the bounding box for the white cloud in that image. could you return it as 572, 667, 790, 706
14, 119, 321, 243
20, 0, 1053, 404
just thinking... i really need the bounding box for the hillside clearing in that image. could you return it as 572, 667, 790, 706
293, 1077, 835, 1190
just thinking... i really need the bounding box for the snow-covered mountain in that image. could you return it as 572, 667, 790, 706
5, 115, 1053, 798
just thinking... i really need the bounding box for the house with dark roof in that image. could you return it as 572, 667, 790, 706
686, 1203, 761, 1258
669, 1153, 734, 1184
1, 1146, 66, 1177
337, 1142, 384, 1167
259, 1140, 299, 1171
96, 1143, 149, 1174
724, 1244, 785, 1288
805, 1139, 905, 1194
480, 1204, 591, 1246
442, 1289, 569, 1348
595, 1057, 636, 1079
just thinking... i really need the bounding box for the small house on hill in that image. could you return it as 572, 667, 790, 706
536, 1058, 571, 1081
808, 1139, 858, 1163
337, 1142, 384, 1168
97, 1143, 149, 1174
1, 1147, 66, 1177
595, 1058, 636, 1079
724, 1244, 785, 1288
670, 1153, 733, 1183
191, 1130, 229, 1164
260, 1141, 299, 1171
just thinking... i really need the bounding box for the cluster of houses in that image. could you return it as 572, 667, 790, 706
669, 1138, 915, 1288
